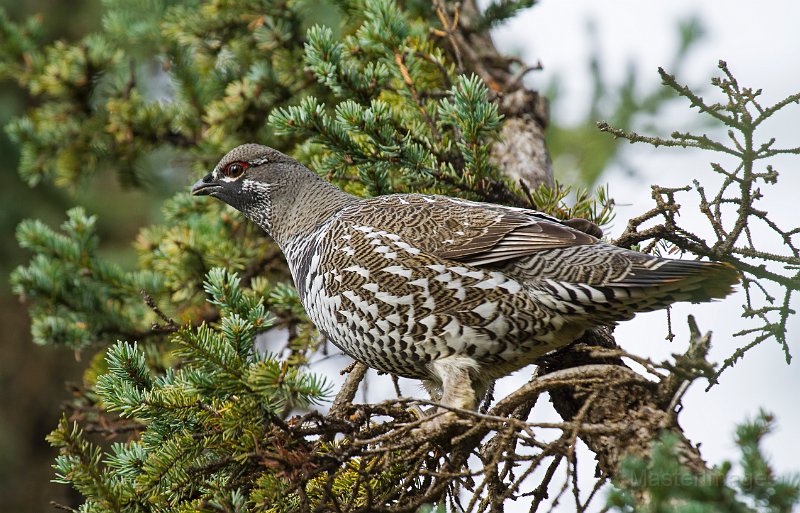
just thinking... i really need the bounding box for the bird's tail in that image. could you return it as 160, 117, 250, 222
534, 257, 739, 325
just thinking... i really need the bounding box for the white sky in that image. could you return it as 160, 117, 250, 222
307, 2, 799, 510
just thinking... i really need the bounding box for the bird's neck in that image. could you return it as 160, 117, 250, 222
268, 173, 359, 248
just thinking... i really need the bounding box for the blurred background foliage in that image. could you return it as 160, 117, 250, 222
545, 16, 707, 187
0, 0, 720, 510
0, 1, 119, 510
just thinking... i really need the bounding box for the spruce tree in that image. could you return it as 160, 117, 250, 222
2, 1, 798, 511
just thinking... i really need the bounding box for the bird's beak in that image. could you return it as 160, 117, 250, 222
191, 173, 220, 196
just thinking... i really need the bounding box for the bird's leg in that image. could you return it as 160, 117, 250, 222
415, 356, 479, 435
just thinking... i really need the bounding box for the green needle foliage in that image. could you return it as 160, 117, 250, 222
1, 0, 797, 511
48, 269, 334, 512
269, 0, 511, 202
608, 412, 800, 513
11, 207, 164, 348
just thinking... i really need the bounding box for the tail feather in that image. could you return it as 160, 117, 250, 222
613, 259, 739, 302
534, 258, 739, 325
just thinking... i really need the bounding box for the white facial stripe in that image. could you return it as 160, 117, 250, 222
242, 179, 270, 194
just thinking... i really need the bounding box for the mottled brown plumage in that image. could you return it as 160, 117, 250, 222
192, 144, 739, 421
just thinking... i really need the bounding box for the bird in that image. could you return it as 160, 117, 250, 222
192, 143, 738, 428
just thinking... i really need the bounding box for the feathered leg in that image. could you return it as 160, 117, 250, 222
417, 356, 481, 434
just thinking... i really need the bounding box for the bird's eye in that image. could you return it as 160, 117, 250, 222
222, 161, 248, 179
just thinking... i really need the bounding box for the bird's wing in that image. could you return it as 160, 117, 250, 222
434, 210, 599, 266
346, 195, 600, 267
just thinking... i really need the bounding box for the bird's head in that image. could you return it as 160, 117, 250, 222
192, 143, 294, 203
192, 143, 306, 238
192, 143, 355, 245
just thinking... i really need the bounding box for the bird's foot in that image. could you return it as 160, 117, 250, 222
410, 408, 472, 440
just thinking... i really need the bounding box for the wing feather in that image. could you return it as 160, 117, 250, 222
434, 210, 599, 266
339, 194, 602, 267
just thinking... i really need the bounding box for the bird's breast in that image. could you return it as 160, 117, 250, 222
283, 219, 568, 379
